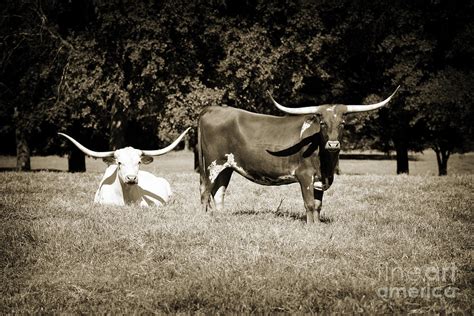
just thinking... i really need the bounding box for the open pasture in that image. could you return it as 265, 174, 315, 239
1, 152, 473, 313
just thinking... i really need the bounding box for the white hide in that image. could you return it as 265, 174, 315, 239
207, 153, 238, 183
300, 120, 312, 137
94, 165, 172, 207
208, 153, 249, 183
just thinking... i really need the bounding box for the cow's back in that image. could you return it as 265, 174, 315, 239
199, 106, 309, 152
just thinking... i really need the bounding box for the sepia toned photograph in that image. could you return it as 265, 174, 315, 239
1, 0, 472, 313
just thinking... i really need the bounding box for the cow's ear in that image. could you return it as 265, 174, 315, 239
141, 156, 154, 164
102, 157, 116, 165
300, 115, 320, 138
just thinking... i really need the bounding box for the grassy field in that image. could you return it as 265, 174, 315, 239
1, 152, 473, 313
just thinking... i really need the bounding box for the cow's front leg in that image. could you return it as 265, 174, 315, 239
297, 175, 319, 224
313, 188, 323, 222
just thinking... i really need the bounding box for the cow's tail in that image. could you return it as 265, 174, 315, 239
197, 112, 212, 211
197, 115, 205, 180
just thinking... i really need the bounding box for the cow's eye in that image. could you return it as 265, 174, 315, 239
118, 162, 122, 165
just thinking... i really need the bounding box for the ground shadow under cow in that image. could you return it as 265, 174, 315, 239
232, 199, 333, 224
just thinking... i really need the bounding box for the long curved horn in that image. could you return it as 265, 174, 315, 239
58, 133, 115, 158
142, 127, 191, 156
268, 91, 322, 115
345, 86, 400, 113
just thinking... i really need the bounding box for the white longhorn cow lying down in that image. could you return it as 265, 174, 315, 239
59, 128, 190, 206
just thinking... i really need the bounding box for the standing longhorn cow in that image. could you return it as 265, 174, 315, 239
59, 128, 190, 206
198, 87, 399, 223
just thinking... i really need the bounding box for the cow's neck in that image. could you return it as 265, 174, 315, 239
319, 149, 339, 178
119, 178, 139, 204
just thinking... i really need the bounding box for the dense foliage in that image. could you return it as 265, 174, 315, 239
0, 0, 472, 174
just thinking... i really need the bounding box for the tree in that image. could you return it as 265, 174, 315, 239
381, 0, 473, 175
60, 0, 217, 150
0, 0, 71, 170
410, 68, 474, 175
214, 1, 346, 112
159, 78, 226, 170
1, 0, 471, 177
337, 0, 473, 175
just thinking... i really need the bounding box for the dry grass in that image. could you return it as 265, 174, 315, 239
0, 152, 473, 313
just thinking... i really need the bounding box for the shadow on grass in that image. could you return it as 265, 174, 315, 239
232, 207, 333, 224
232, 208, 305, 222
319, 215, 333, 224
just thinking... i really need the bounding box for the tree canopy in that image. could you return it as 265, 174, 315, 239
1, 0, 472, 175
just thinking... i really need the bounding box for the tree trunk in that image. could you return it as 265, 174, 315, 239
109, 105, 128, 149
395, 143, 409, 174
68, 147, 86, 172
15, 127, 31, 171
434, 147, 449, 176
184, 137, 190, 151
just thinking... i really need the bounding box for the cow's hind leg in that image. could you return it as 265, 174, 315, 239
200, 173, 213, 212
211, 168, 233, 211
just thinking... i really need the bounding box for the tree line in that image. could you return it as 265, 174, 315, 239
1, 0, 472, 175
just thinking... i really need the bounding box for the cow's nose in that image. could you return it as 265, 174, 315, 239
325, 141, 340, 151
125, 175, 138, 184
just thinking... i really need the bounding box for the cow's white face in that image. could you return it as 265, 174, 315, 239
104, 147, 153, 185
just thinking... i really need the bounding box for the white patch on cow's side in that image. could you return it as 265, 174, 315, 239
208, 160, 223, 183
208, 153, 243, 183
277, 174, 296, 182
300, 121, 312, 137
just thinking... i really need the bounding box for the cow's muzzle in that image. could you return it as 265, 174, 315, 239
125, 175, 138, 184
325, 141, 340, 152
